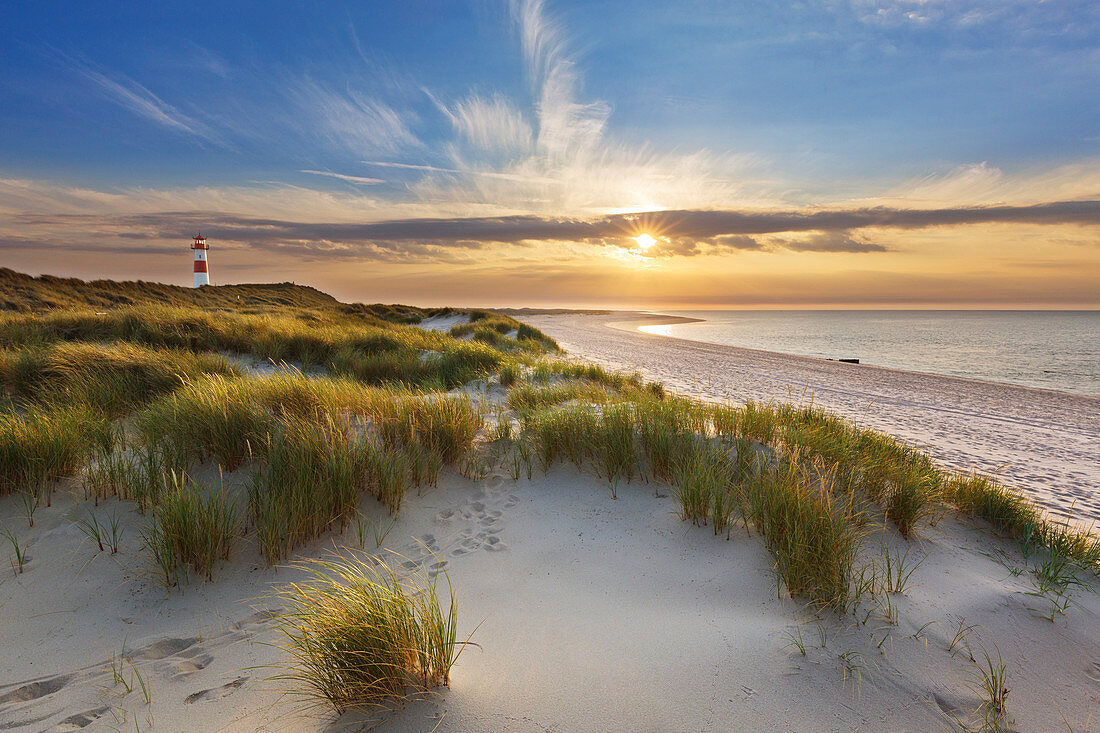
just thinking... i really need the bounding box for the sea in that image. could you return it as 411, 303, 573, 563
637, 310, 1100, 398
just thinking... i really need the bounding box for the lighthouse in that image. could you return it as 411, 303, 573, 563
190, 234, 210, 287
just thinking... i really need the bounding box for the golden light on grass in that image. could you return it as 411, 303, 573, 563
634, 233, 656, 250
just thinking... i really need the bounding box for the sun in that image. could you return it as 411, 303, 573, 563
634, 233, 656, 250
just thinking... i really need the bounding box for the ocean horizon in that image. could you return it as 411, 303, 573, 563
638, 310, 1100, 398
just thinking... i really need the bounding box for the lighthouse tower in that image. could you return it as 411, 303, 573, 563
190, 234, 210, 287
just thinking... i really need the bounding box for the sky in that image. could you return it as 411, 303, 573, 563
1, 0, 1098, 309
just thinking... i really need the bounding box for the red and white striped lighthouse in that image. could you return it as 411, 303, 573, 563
190, 234, 210, 287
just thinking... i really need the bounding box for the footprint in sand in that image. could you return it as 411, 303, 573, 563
184, 676, 249, 704
164, 653, 214, 681
484, 536, 508, 552
52, 705, 112, 731
1087, 662, 1100, 684
436, 509, 456, 522
230, 609, 281, 630
128, 637, 199, 661
0, 673, 73, 705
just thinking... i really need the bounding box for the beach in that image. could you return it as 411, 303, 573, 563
1, 312, 1098, 732
521, 312, 1100, 524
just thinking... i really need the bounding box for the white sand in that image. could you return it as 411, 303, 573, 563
2, 313, 1098, 731
419, 314, 470, 333
521, 312, 1100, 524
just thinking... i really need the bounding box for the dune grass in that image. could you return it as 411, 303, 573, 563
373, 395, 484, 465
249, 415, 367, 563
142, 473, 239, 585
943, 471, 1040, 537
0, 303, 550, 390
82, 443, 185, 512
710, 400, 941, 538
671, 440, 733, 526
943, 471, 1100, 573
513, 396, 871, 608
0, 341, 239, 415
449, 310, 560, 352
136, 375, 268, 471
506, 380, 618, 412
1, 273, 1094, 621
0, 403, 113, 499
744, 460, 866, 609
273, 554, 462, 715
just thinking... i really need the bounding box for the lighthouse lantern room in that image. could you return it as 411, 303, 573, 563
190, 234, 210, 287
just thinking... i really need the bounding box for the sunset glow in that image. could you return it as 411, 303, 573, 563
0, 2, 1096, 309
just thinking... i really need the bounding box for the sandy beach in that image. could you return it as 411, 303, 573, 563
1, 315, 1098, 732
521, 312, 1100, 524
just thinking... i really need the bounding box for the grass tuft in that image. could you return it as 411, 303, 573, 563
272, 554, 464, 715
744, 460, 866, 609
142, 473, 238, 585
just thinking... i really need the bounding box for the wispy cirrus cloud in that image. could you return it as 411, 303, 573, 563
56, 51, 225, 146
386, 0, 771, 215
287, 79, 421, 158
436, 93, 533, 157
300, 170, 384, 185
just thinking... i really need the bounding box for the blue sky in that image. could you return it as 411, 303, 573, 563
1, 1, 1098, 307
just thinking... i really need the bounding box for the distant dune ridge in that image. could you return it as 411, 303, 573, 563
0, 270, 1096, 732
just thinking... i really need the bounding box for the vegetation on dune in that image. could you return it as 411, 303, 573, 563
0, 266, 417, 317
0, 403, 113, 499
143, 473, 239, 585
273, 554, 462, 715
501, 386, 1098, 608
0, 303, 541, 389
0, 341, 239, 415
449, 309, 560, 352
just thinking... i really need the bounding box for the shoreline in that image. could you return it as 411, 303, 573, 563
609, 311, 1100, 402
519, 311, 1100, 523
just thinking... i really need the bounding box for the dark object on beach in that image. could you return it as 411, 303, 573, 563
839, 358, 860, 364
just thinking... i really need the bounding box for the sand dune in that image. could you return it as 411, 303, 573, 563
1, 314, 1097, 731
4, 464, 1098, 731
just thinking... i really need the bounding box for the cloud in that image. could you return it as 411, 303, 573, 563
774, 231, 887, 253
288, 79, 421, 158
62, 54, 223, 146
437, 93, 533, 155
649, 234, 764, 257
386, 0, 770, 216
361, 160, 558, 185
300, 170, 384, 185
4, 200, 1095, 266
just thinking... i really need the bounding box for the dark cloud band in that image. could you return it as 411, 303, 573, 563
162, 199, 1100, 244
7, 199, 1098, 262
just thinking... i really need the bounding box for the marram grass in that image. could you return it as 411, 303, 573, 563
272, 554, 465, 716
0, 341, 239, 415
0, 402, 113, 497
141, 473, 239, 585
743, 460, 866, 609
